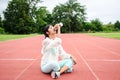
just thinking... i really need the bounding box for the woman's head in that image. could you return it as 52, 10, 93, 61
43, 25, 56, 38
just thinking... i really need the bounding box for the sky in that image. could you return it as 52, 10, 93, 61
0, 0, 120, 24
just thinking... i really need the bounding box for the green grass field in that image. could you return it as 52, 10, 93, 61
87, 32, 120, 39
0, 34, 39, 41
0, 32, 120, 42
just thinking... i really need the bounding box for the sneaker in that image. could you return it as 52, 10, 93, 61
51, 71, 60, 78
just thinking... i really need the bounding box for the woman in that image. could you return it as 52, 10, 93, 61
41, 23, 77, 79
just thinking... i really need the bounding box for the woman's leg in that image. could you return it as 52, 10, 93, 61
50, 59, 74, 78
59, 65, 69, 74
41, 61, 60, 73
59, 58, 74, 74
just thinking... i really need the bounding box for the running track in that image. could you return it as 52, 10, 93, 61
0, 34, 120, 80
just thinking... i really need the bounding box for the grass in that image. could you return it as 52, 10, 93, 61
0, 34, 39, 41
0, 32, 120, 42
87, 32, 120, 39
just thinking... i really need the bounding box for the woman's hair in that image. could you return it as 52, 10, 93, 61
43, 24, 51, 38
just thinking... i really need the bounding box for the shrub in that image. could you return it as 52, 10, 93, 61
0, 27, 5, 34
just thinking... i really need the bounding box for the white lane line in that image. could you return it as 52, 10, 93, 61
73, 46, 99, 80
0, 59, 36, 61
15, 55, 40, 80
96, 45, 120, 56
86, 39, 120, 57
87, 59, 120, 62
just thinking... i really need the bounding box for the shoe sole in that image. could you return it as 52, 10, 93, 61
51, 72, 56, 78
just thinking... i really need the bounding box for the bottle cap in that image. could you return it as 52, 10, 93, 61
59, 22, 63, 27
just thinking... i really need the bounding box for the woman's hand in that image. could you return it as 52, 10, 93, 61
70, 56, 77, 65
54, 24, 61, 31
54, 24, 61, 37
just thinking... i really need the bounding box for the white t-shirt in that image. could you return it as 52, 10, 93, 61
41, 37, 71, 66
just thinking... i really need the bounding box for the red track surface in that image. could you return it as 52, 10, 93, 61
0, 34, 120, 80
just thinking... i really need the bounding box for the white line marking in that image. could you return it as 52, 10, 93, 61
87, 59, 120, 62
0, 59, 36, 61
73, 46, 99, 80
96, 45, 120, 56
86, 39, 120, 57
14, 56, 40, 80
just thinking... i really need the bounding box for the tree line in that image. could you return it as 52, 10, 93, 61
0, 0, 120, 34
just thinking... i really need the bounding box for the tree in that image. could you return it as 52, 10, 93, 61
28, 0, 42, 21
3, 0, 35, 34
3, 0, 44, 34
52, 0, 86, 33
102, 22, 114, 31
84, 22, 95, 32
114, 20, 120, 30
90, 18, 103, 31
35, 7, 51, 33
0, 15, 2, 27
0, 15, 5, 34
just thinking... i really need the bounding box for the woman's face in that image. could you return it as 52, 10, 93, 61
47, 25, 56, 35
